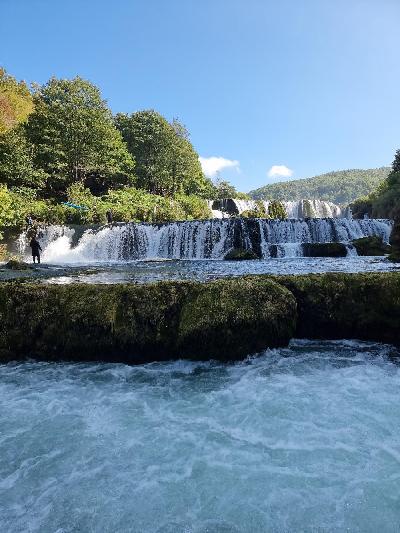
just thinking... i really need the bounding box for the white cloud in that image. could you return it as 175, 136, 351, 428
267, 165, 293, 179
199, 156, 240, 178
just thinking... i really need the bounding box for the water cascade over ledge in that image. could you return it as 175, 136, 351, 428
18, 218, 393, 263
208, 199, 343, 218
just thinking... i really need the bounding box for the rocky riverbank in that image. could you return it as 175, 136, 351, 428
1, 272, 399, 363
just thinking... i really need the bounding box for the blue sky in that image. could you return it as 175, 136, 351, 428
1, 0, 399, 191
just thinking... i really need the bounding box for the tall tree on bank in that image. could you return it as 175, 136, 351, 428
0, 68, 33, 134
351, 148, 400, 219
115, 110, 213, 197
0, 68, 44, 190
0, 126, 45, 189
371, 149, 400, 220
25, 77, 135, 196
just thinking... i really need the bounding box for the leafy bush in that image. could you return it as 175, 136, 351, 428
0, 183, 213, 239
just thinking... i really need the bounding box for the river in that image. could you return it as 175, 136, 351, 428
1, 340, 400, 532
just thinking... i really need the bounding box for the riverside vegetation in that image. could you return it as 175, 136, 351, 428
1, 273, 399, 363
0, 68, 253, 240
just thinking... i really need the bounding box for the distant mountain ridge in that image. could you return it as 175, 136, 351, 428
249, 167, 390, 206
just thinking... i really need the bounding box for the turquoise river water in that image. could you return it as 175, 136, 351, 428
1, 340, 400, 532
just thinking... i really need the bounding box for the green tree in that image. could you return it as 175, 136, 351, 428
171, 118, 214, 197
392, 149, 400, 174
0, 126, 45, 189
350, 150, 400, 220
241, 200, 267, 218
115, 110, 212, 197
0, 68, 33, 134
268, 200, 287, 219
25, 76, 134, 196
214, 178, 237, 199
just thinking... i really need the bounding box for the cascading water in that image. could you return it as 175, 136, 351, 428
18, 218, 393, 263
209, 199, 342, 218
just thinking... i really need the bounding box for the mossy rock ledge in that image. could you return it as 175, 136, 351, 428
276, 272, 400, 345
178, 278, 296, 359
351, 236, 391, 256
0, 278, 296, 363
1, 273, 399, 364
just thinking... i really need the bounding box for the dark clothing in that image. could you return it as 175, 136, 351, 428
29, 238, 42, 263
106, 210, 113, 224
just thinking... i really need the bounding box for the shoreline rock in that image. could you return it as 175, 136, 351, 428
1, 272, 399, 363
224, 248, 260, 260
301, 243, 347, 257
351, 236, 390, 256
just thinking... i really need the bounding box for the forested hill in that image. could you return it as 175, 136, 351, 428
249, 167, 390, 205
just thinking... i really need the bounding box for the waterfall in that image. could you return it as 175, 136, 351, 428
209, 199, 342, 218
18, 218, 393, 263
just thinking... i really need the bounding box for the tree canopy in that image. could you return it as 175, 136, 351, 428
351, 151, 400, 220
0, 126, 45, 189
0, 68, 33, 134
115, 110, 213, 198
25, 76, 135, 196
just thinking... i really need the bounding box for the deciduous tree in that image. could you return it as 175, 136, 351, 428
25, 76, 134, 196
0, 68, 33, 133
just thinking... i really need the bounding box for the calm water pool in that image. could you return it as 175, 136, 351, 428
1, 256, 399, 285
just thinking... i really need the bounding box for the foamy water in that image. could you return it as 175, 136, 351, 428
16, 218, 393, 263
1, 340, 400, 532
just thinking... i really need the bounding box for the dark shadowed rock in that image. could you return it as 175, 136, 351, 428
301, 243, 347, 257
352, 236, 390, 256
224, 248, 260, 260
389, 222, 400, 262
4, 260, 32, 270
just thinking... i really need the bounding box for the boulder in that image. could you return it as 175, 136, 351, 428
389, 222, 400, 262
177, 278, 297, 360
224, 248, 259, 260
352, 236, 390, 256
0, 279, 297, 363
4, 260, 32, 270
301, 243, 347, 257
276, 272, 400, 346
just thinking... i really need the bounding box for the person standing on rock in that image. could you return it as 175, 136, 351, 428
106, 210, 113, 224
29, 236, 42, 264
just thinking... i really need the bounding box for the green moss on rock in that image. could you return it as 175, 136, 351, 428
0, 278, 296, 363
4, 259, 32, 270
1, 272, 400, 363
352, 236, 390, 256
177, 278, 297, 360
224, 248, 260, 260
0, 282, 193, 363
390, 222, 400, 249
275, 272, 400, 345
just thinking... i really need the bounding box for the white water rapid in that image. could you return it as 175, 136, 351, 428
2, 340, 400, 532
